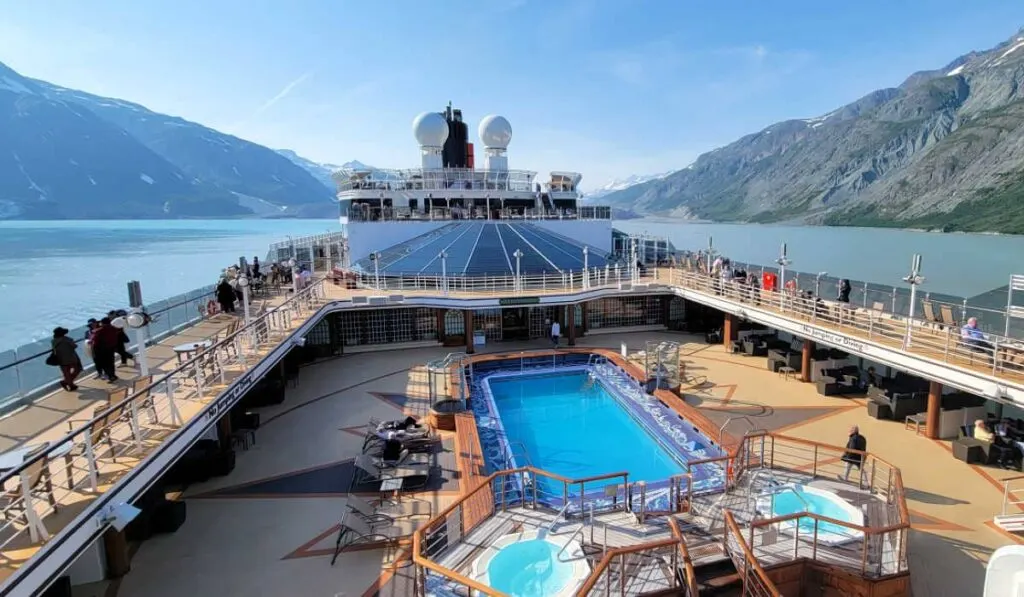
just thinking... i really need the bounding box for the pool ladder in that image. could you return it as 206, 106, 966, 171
555, 503, 594, 563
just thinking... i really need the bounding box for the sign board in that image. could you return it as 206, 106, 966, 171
798, 325, 867, 354
499, 297, 540, 306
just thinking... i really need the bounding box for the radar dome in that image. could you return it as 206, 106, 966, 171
479, 115, 512, 149
413, 112, 449, 147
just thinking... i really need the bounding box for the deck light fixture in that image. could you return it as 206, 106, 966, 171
902, 254, 925, 349
513, 249, 523, 292
776, 243, 791, 308
439, 250, 449, 296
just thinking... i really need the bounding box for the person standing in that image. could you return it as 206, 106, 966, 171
92, 318, 121, 383
108, 311, 135, 366
551, 319, 561, 347
841, 425, 867, 485
216, 278, 236, 313
51, 327, 82, 392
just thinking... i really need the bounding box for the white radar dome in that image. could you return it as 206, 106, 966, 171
413, 112, 449, 147
479, 115, 512, 149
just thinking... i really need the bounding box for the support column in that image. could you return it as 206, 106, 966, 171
216, 414, 232, 451
567, 305, 577, 346
926, 381, 942, 439
722, 314, 738, 349
436, 308, 447, 342
580, 302, 589, 335
661, 296, 672, 329
801, 339, 814, 383
464, 310, 475, 354
103, 528, 131, 578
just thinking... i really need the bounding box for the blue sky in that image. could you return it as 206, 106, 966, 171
2, 1, 1023, 189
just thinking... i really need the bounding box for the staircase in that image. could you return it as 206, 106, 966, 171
995, 476, 1024, 532
692, 559, 743, 596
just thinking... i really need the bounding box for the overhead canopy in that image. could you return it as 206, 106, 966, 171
354, 222, 612, 276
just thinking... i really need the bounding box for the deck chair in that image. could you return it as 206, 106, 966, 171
330, 510, 416, 566
131, 376, 159, 424
922, 301, 940, 328
353, 455, 430, 486
0, 443, 57, 522
939, 305, 959, 329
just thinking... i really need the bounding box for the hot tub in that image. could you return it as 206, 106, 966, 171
470, 529, 590, 597
756, 484, 864, 546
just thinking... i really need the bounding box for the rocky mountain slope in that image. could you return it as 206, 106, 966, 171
601, 30, 1024, 234
584, 171, 674, 201
0, 60, 336, 219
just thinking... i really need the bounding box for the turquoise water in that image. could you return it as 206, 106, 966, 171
0, 219, 335, 348
488, 371, 683, 489
769, 486, 856, 538
487, 539, 574, 597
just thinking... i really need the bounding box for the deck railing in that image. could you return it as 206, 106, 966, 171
0, 278, 327, 577
0, 284, 223, 410
412, 465, 694, 597
723, 511, 783, 597
727, 432, 911, 578
347, 266, 660, 296
665, 266, 1024, 385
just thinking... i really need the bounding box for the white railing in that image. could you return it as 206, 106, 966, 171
348, 266, 658, 297
0, 278, 327, 562
666, 267, 1024, 383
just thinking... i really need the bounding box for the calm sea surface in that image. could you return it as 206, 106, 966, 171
0, 218, 1021, 352
0, 219, 336, 351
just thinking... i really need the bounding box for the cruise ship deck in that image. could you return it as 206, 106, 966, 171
1, 258, 1023, 596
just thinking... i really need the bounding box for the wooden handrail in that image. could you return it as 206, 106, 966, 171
411, 532, 509, 597
723, 511, 782, 597
667, 517, 699, 596
575, 537, 683, 595
749, 510, 910, 535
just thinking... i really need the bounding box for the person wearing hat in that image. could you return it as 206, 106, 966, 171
51, 327, 82, 391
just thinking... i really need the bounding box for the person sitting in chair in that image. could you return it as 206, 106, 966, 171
961, 318, 994, 354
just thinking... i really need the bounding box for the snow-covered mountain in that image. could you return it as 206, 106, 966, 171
583, 171, 675, 200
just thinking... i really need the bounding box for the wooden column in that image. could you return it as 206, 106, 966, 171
103, 528, 131, 577
722, 314, 738, 349
580, 302, 589, 335
801, 339, 814, 382
567, 305, 577, 346
436, 308, 447, 342
926, 381, 942, 439
464, 310, 475, 354
216, 415, 232, 451
661, 296, 672, 328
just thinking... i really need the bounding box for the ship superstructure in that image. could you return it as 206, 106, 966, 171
333, 105, 613, 273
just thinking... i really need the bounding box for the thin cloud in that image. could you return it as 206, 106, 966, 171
253, 72, 313, 116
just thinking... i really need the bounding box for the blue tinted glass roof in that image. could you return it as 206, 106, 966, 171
355, 222, 611, 276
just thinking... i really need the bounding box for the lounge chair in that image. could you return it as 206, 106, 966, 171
922, 301, 941, 329
344, 494, 394, 526
353, 454, 430, 485
330, 510, 416, 566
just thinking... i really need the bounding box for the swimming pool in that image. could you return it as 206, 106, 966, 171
756, 484, 864, 546
488, 370, 684, 490
471, 529, 589, 597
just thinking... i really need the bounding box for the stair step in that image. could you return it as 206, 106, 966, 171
995, 514, 1024, 531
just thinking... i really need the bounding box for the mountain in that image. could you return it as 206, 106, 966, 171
602, 30, 1024, 234
0, 60, 335, 219
584, 172, 674, 201
275, 149, 343, 190
275, 151, 378, 193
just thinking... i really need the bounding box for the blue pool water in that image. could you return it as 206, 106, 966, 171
488, 539, 574, 596
770, 486, 856, 538
488, 371, 683, 489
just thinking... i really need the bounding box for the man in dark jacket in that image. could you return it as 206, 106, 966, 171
841, 425, 867, 485
92, 318, 121, 383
